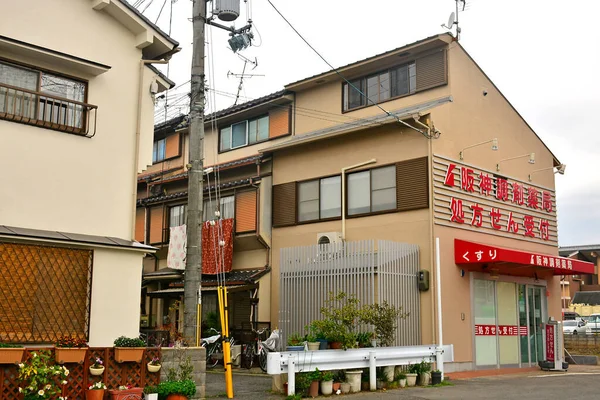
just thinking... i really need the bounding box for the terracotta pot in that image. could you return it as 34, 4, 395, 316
109, 387, 144, 400
308, 381, 319, 397
85, 389, 105, 400
89, 366, 105, 376
147, 362, 161, 373
114, 347, 145, 363
330, 342, 343, 349
55, 347, 88, 364
0, 348, 24, 364
332, 382, 341, 392
166, 395, 188, 400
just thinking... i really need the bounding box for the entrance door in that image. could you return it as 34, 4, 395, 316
527, 286, 545, 364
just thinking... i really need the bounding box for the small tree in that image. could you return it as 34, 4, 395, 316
319, 291, 362, 349
360, 301, 408, 347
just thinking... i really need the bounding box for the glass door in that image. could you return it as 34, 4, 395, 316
497, 282, 518, 366
474, 279, 497, 367
522, 285, 546, 365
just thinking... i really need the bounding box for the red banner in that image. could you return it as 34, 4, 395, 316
475, 325, 527, 336
546, 324, 555, 362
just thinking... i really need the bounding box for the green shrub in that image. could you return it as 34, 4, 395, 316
287, 333, 304, 346
359, 301, 408, 347
157, 379, 196, 398
0, 343, 23, 348
321, 370, 334, 382
113, 336, 146, 347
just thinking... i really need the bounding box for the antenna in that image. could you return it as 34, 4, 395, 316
227, 58, 265, 105
441, 1, 466, 40
441, 12, 455, 29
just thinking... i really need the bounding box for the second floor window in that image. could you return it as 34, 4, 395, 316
169, 205, 187, 227
220, 115, 269, 151
153, 138, 166, 163
298, 176, 341, 222
348, 166, 396, 215
203, 195, 235, 221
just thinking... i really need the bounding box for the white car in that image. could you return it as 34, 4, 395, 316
563, 320, 589, 335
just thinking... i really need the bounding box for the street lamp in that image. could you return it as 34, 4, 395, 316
459, 138, 498, 160
496, 152, 535, 172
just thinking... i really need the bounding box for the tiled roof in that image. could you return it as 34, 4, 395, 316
138, 177, 256, 205
572, 291, 600, 306
147, 64, 176, 88
201, 268, 269, 285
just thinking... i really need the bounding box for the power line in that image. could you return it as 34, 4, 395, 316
155, 0, 168, 24
264, 0, 435, 139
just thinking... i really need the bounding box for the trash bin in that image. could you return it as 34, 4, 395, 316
231, 344, 242, 367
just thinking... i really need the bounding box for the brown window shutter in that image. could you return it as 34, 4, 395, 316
165, 133, 181, 159
415, 49, 447, 92
149, 206, 165, 244
268, 106, 290, 138
396, 157, 429, 211
235, 190, 257, 233
135, 208, 145, 243
272, 182, 296, 227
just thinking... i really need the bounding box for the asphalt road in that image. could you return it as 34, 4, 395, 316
205, 366, 600, 399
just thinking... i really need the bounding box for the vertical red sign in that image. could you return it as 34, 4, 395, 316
546, 324, 555, 362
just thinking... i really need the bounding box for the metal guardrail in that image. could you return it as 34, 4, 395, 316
267, 344, 454, 396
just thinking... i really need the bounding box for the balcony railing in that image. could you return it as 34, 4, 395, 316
0, 82, 97, 137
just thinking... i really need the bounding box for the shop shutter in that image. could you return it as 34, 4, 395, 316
235, 190, 257, 233
135, 208, 145, 243
272, 182, 296, 227
396, 156, 429, 211
149, 206, 165, 244
165, 133, 181, 159
268, 106, 291, 138
415, 49, 447, 92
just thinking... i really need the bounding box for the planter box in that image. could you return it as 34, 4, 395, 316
114, 347, 145, 363
0, 348, 24, 364
108, 387, 143, 400
86, 389, 105, 400
55, 347, 88, 364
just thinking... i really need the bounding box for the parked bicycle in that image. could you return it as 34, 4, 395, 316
201, 328, 237, 369
242, 328, 280, 372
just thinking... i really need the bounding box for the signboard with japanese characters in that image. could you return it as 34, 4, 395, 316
474, 325, 528, 336
433, 155, 557, 245
546, 324, 555, 362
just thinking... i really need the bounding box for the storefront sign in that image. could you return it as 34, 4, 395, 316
546, 324, 555, 362
433, 155, 557, 245
455, 239, 595, 275
474, 325, 527, 336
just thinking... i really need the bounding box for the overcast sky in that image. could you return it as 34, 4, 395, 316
136, 0, 600, 247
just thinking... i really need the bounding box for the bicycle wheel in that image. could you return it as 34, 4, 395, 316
258, 349, 267, 373
206, 343, 221, 369
242, 344, 255, 369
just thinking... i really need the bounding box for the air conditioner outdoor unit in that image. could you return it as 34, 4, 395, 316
316, 232, 343, 245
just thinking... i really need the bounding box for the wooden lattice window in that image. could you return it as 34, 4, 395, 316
0, 242, 92, 343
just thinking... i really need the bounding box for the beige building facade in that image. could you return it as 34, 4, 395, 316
0, 0, 177, 346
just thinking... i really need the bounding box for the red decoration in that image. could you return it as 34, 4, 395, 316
450, 198, 465, 223
479, 173, 493, 196
542, 191, 553, 213
489, 208, 502, 230
523, 215, 535, 237
539, 219, 550, 241
475, 325, 528, 336
495, 178, 508, 201
512, 182, 524, 205
507, 212, 519, 233
461, 167, 475, 192
470, 203, 483, 227
527, 187, 539, 209
444, 164, 457, 186
201, 219, 234, 275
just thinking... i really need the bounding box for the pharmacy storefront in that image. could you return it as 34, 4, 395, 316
432, 155, 594, 369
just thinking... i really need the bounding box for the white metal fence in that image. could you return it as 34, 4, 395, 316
279, 240, 420, 346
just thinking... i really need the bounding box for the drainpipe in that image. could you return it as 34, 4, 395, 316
427, 116, 437, 344
131, 59, 170, 240
341, 159, 377, 241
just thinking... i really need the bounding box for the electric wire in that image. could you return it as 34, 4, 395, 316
141, 0, 154, 14
154, 0, 168, 24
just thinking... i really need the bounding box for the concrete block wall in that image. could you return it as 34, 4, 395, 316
161, 346, 206, 399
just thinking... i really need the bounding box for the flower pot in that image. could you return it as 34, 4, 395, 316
418, 371, 431, 386
361, 381, 370, 391
317, 339, 328, 350
147, 362, 161, 373
431, 371, 442, 385
166, 395, 188, 400
330, 342, 343, 350
406, 373, 417, 387
340, 382, 351, 394
383, 365, 395, 382
145, 394, 158, 400
286, 345, 304, 352
345, 370, 362, 393
307, 342, 320, 351
89, 366, 105, 376
320, 380, 333, 395
308, 380, 319, 397
114, 347, 145, 363
376, 380, 386, 390
0, 348, 24, 364
332, 382, 341, 392
399, 378, 407, 388
109, 387, 144, 400
86, 389, 105, 400
55, 347, 88, 364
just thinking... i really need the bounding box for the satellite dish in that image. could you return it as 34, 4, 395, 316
442, 12, 456, 29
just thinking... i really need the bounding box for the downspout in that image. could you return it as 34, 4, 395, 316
341, 159, 377, 240
427, 117, 437, 344
131, 59, 170, 240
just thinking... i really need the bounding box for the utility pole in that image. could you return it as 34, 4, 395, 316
184, 0, 205, 343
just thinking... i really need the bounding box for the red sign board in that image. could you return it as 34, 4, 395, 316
546, 324, 555, 362
474, 325, 527, 336
454, 239, 595, 275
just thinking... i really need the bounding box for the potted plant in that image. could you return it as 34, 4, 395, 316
86, 381, 107, 400
148, 356, 161, 373
361, 369, 370, 391
406, 364, 418, 387
332, 370, 344, 392
355, 332, 372, 348
431, 369, 442, 385
17, 350, 69, 400
396, 372, 407, 388
55, 335, 88, 364
144, 385, 159, 400
345, 369, 363, 393
376, 367, 387, 390
0, 343, 24, 364
417, 360, 431, 386
157, 380, 196, 400
113, 335, 146, 363
320, 291, 362, 350
294, 373, 312, 397
320, 370, 334, 395
307, 369, 321, 398
286, 333, 305, 351
304, 325, 320, 351
109, 384, 144, 400
89, 356, 105, 375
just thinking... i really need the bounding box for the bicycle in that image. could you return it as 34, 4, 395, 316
242, 328, 280, 372
201, 328, 237, 369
